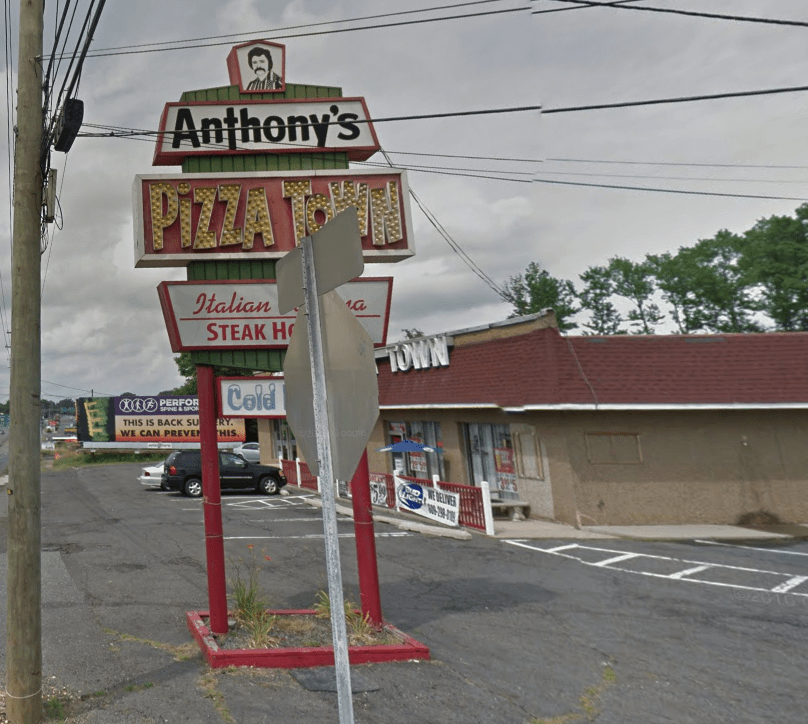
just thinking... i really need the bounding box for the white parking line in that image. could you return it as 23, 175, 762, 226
772, 576, 808, 593
669, 565, 711, 579
695, 539, 808, 557
503, 540, 808, 597
592, 552, 640, 567
224, 532, 410, 540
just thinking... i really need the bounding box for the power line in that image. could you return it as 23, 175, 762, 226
77, 79, 808, 148
547, 157, 808, 170
363, 150, 808, 170
530, 169, 808, 184
378, 148, 509, 301
531, 176, 808, 202
40, 378, 115, 396
79, 4, 527, 59
538, 0, 808, 29
86, 0, 511, 54
542, 84, 808, 115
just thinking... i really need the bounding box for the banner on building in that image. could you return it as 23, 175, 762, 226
394, 478, 459, 527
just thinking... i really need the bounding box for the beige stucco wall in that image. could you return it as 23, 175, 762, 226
371, 407, 808, 527
547, 409, 808, 526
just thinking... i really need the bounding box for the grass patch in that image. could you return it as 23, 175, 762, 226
531, 664, 617, 724
51, 449, 166, 470
103, 627, 199, 661
198, 669, 236, 724
43, 696, 67, 720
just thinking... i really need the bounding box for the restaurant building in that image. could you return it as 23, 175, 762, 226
365, 311, 808, 527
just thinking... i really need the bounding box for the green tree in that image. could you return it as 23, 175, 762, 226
606, 256, 664, 334
167, 352, 252, 395
740, 204, 808, 330
502, 261, 579, 331
578, 265, 623, 335
645, 251, 705, 333
647, 231, 761, 334
401, 328, 425, 340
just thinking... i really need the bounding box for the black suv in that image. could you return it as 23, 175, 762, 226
161, 450, 287, 498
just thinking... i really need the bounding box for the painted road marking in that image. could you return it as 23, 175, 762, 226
224, 532, 410, 540
695, 539, 808, 557
503, 540, 808, 597
669, 565, 711, 579
592, 552, 640, 567
771, 576, 808, 593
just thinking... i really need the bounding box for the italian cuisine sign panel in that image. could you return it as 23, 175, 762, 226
133, 170, 413, 267
157, 277, 392, 351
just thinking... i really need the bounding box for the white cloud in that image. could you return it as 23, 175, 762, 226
2, 0, 805, 401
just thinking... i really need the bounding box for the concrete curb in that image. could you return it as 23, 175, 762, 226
302, 495, 473, 540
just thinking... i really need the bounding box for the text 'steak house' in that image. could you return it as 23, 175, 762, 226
365, 312, 808, 527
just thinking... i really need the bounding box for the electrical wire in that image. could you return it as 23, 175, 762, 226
87, 0, 512, 54
538, 0, 808, 29
79, 5, 527, 59
531, 176, 808, 201
375, 150, 808, 170
546, 157, 808, 170
41, 378, 115, 397
378, 148, 509, 301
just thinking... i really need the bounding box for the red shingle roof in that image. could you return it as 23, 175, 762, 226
377, 328, 808, 408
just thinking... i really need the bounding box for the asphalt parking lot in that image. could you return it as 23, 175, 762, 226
0, 463, 807, 723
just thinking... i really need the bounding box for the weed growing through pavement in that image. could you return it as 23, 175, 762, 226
313, 589, 383, 645
228, 544, 278, 648
43, 696, 66, 721
530, 664, 617, 724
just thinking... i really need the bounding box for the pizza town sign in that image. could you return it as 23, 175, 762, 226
133, 170, 413, 266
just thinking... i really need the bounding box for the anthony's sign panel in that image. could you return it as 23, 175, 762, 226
133, 169, 413, 266
153, 97, 379, 165
77, 396, 244, 444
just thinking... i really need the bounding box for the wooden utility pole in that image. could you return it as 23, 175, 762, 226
6, 0, 45, 721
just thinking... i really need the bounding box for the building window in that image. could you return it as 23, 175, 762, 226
386, 420, 444, 479
462, 423, 517, 494
514, 429, 543, 480
585, 432, 642, 464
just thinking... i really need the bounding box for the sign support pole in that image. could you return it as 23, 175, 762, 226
350, 451, 382, 627
197, 364, 229, 635
299, 236, 355, 724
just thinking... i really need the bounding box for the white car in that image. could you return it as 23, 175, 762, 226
139, 459, 168, 489
232, 442, 261, 463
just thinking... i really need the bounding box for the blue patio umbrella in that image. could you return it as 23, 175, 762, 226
376, 439, 441, 454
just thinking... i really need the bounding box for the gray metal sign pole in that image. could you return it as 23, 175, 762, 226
299, 234, 355, 724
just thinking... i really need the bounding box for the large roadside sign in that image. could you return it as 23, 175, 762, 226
76, 395, 244, 444
133, 169, 413, 267
153, 97, 379, 166
157, 276, 392, 351
218, 376, 286, 419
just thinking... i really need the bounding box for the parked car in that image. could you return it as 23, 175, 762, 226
139, 458, 168, 489
161, 450, 287, 498
231, 442, 261, 463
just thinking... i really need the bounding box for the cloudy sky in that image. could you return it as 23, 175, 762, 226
1, 0, 807, 400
